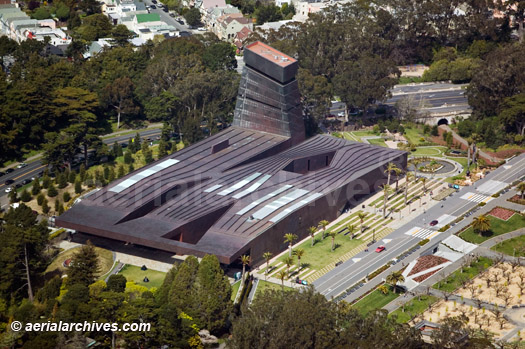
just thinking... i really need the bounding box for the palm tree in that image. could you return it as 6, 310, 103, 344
318, 220, 329, 240
283, 255, 294, 277
384, 162, 400, 187
347, 224, 356, 239
381, 184, 392, 218
394, 168, 403, 192
466, 136, 473, 170
357, 212, 367, 232
473, 215, 491, 237
421, 177, 428, 192
284, 233, 298, 257
386, 270, 405, 293
263, 251, 272, 279
517, 182, 525, 200
404, 172, 414, 206
378, 284, 389, 295
411, 158, 422, 180
277, 270, 287, 289
308, 226, 317, 246
293, 248, 304, 269
240, 255, 251, 282
328, 231, 337, 251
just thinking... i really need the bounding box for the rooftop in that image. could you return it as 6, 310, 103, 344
245, 41, 296, 67
136, 13, 161, 23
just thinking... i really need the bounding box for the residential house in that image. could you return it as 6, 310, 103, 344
204, 5, 240, 30
292, 1, 326, 22
215, 13, 252, 41
233, 26, 251, 52
130, 13, 178, 41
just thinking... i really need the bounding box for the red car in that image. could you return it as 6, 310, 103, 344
429, 220, 439, 226
375, 246, 386, 253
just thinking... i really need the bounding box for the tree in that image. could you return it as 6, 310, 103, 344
124, 150, 133, 164
381, 184, 392, 218
255, 4, 283, 25
517, 182, 525, 200
404, 172, 413, 206
384, 162, 400, 187
308, 226, 317, 246
263, 251, 272, 279
111, 24, 133, 46
1, 204, 49, 302
318, 220, 329, 240
293, 248, 304, 269
202, 42, 237, 71
472, 215, 491, 236
67, 241, 100, 286
430, 315, 470, 348
240, 255, 250, 282
20, 189, 31, 202
74, 179, 82, 194
284, 233, 298, 257
31, 178, 41, 196
378, 284, 389, 295
184, 7, 201, 26
102, 77, 140, 129
386, 270, 405, 293
283, 255, 294, 277
411, 158, 422, 179
42, 198, 49, 214
63, 191, 71, 203
47, 183, 58, 198
499, 93, 525, 136
420, 177, 427, 192
276, 270, 287, 289
357, 212, 367, 233
328, 231, 337, 252
57, 172, 68, 189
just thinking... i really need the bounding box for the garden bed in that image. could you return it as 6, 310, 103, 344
487, 207, 516, 221
508, 195, 525, 206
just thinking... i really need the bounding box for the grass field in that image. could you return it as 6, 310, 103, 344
231, 281, 241, 301
118, 264, 166, 289
459, 213, 525, 244
389, 295, 439, 323
433, 256, 493, 292
410, 146, 447, 157
46, 246, 114, 278
367, 138, 388, 147
254, 280, 293, 299
403, 126, 427, 145
352, 288, 399, 316
491, 235, 525, 257
273, 234, 363, 272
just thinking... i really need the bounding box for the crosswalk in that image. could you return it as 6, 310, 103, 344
460, 191, 492, 203
404, 226, 440, 240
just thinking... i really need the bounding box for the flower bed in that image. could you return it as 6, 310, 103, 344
408, 255, 449, 277
487, 207, 516, 221
509, 195, 525, 205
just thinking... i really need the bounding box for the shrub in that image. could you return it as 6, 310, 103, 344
492, 193, 500, 198
117, 165, 125, 178
68, 170, 77, 183
75, 179, 82, 194
124, 151, 133, 164
418, 239, 430, 246
49, 228, 66, 240
20, 189, 32, 202
438, 225, 450, 232
368, 264, 390, 280
47, 183, 58, 197
57, 173, 68, 189
55, 199, 61, 212
478, 202, 486, 207
63, 192, 71, 203
58, 204, 64, 215
42, 175, 51, 189
103, 166, 110, 180
37, 193, 45, 205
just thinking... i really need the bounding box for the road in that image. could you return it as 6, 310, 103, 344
313, 153, 525, 299
329, 82, 470, 116
0, 127, 163, 199
143, 0, 196, 34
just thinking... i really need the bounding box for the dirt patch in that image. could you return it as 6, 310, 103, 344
488, 207, 516, 221
509, 195, 525, 206
485, 148, 525, 160
413, 269, 441, 283
408, 255, 449, 277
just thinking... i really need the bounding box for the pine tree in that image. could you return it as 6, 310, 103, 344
74, 179, 82, 194
158, 140, 168, 158
68, 170, 77, 184
31, 178, 41, 195
37, 193, 45, 205
79, 164, 86, 182
117, 165, 125, 178
67, 241, 100, 286
133, 132, 141, 153
58, 204, 64, 215
57, 173, 68, 189
107, 274, 127, 293
55, 198, 61, 212
47, 183, 58, 197
103, 166, 110, 180
127, 137, 134, 153
42, 198, 49, 214
113, 141, 120, 159
9, 188, 18, 203
20, 189, 32, 202
128, 163, 134, 173
63, 192, 71, 203
42, 175, 51, 189
124, 151, 133, 164
108, 167, 115, 182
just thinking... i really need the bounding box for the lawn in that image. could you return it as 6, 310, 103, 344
367, 138, 388, 147
410, 147, 446, 157
459, 213, 525, 244
389, 295, 439, 323
433, 256, 493, 292
118, 264, 166, 289
491, 235, 525, 257
254, 280, 292, 299
46, 246, 114, 278
231, 280, 241, 301
403, 126, 426, 145
273, 234, 363, 272
352, 288, 399, 316
349, 130, 378, 142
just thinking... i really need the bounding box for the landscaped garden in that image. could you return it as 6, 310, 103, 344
492, 235, 525, 257
118, 264, 166, 289
459, 209, 524, 244
433, 256, 493, 292
46, 246, 114, 278
352, 287, 399, 316
389, 294, 439, 323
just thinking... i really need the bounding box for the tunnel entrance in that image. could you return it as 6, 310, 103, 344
437, 118, 449, 126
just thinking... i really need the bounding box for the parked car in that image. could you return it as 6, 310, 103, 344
5, 187, 13, 193
151, 0, 157, 3
22, 179, 31, 185
150, 4, 156, 9
0, 171, 4, 176
197, 27, 206, 31
6, 168, 14, 173
162, 7, 168, 12
15, 183, 22, 189
17, 162, 27, 168
121, 143, 128, 148
295, 277, 308, 285
429, 220, 439, 226
4, 179, 14, 185
375, 245, 386, 253
169, 12, 176, 17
